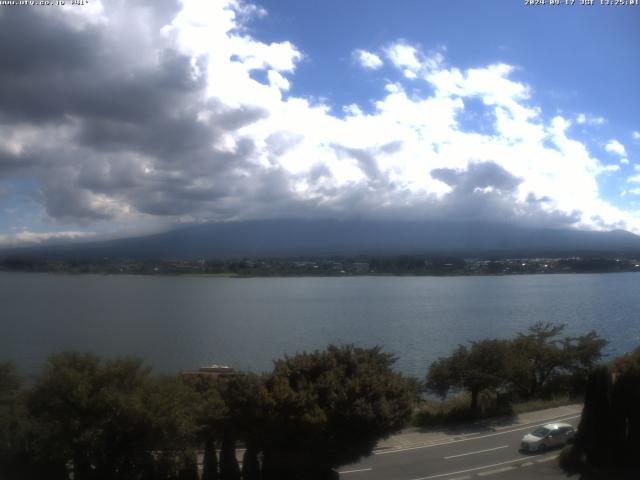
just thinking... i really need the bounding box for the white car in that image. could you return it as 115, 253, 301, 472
520, 422, 575, 453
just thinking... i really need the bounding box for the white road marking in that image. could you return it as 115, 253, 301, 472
375, 414, 580, 455
444, 445, 508, 459
477, 466, 515, 476
536, 455, 559, 463
338, 468, 373, 474
521, 461, 534, 467
408, 454, 558, 480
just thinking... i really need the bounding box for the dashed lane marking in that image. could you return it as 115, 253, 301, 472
408, 454, 559, 480
338, 468, 373, 474
444, 445, 508, 459
477, 466, 516, 476
536, 454, 559, 463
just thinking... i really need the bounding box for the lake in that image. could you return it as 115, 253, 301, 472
1, 272, 639, 379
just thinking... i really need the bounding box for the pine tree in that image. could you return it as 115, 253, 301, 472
202, 437, 219, 480
220, 433, 241, 480
241, 442, 260, 480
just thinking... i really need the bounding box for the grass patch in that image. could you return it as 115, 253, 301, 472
413, 393, 475, 427
511, 395, 575, 415
413, 393, 577, 428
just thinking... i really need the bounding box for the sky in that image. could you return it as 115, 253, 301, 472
0, 0, 639, 246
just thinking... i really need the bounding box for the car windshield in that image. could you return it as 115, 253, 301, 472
531, 427, 551, 438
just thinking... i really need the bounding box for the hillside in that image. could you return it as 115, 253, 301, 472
3, 220, 640, 260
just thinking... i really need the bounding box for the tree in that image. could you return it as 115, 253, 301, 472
216, 374, 266, 480
508, 322, 607, 398
241, 445, 260, 480
219, 434, 241, 480
177, 453, 199, 480
560, 348, 640, 477
0, 362, 33, 480
201, 437, 219, 480
186, 375, 228, 480
260, 345, 415, 480
26, 352, 199, 480
426, 339, 509, 416
146, 376, 202, 479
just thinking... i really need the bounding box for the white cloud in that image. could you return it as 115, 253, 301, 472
2, 0, 639, 239
267, 70, 290, 91
621, 158, 629, 165
353, 49, 383, 70
385, 42, 421, 71
605, 139, 627, 156
576, 113, 606, 125
633, 131, 640, 140
384, 41, 443, 79
0, 231, 95, 247
598, 164, 620, 174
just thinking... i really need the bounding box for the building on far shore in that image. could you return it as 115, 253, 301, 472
351, 262, 370, 273
181, 364, 240, 380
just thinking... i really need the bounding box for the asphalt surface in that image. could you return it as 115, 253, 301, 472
337, 411, 581, 480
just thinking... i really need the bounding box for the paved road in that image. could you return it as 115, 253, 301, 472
337, 410, 581, 480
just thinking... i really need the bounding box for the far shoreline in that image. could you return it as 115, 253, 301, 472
2, 269, 640, 279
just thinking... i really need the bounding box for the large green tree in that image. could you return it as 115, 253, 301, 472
260, 345, 415, 480
25, 352, 199, 480
0, 362, 32, 479
185, 375, 227, 480
216, 374, 266, 480
508, 322, 607, 398
426, 339, 510, 416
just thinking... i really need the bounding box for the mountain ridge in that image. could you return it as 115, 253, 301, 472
3, 219, 640, 260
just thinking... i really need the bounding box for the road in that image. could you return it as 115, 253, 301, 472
337, 411, 580, 480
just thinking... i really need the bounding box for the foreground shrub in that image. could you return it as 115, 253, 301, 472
560, 349, 640, 478
413, 392, 514, 428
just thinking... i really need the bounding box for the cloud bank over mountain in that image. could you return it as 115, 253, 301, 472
0, 0, 637, 245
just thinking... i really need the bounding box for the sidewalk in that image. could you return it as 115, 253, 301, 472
375, 404, 583, 452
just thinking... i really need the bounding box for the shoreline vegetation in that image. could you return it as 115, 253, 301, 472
2, 254, 640, 277
412, 393, 578, 429
2, 322, 637, 479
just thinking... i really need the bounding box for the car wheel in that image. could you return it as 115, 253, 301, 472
538, 444, 546, 453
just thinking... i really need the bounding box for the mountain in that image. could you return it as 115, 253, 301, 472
3, 219, 640, 260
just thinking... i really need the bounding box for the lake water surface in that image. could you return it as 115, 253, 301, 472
2, 272, 639, 378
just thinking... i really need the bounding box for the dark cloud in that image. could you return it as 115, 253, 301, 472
0, 3, 274, 224
308, 163, 332, 183
331, 142, 404, 185
526, 192, 551, 204
428, 162, 579, 227
42, 182, 115, 223
0, 3, 597, 234
0, 8, 99, 76
0, 149, 35, 177
0, 2, 194, 125
266, 131, 304, 161
431, 162, 522, 193
333, 145, 383, 182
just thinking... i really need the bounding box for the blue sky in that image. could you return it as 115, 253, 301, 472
252, 0, 638, 122
0, 0, 639, 245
